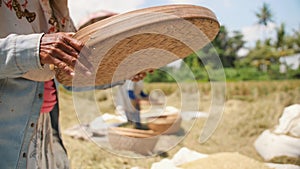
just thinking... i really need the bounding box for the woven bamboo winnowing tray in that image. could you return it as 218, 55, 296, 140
107, 127, 159, 155
56, 5, 220, 87
147, 113, 182, 135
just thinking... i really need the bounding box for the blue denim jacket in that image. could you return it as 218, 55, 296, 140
0, 34, 124, 168
0, 33, 49, 168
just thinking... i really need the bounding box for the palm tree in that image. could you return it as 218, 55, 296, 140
255, 3, 273, 26
202, 26, 245, 67
253, 3, 274, 71
275, 23, 285, 49
255, 3, 275, 43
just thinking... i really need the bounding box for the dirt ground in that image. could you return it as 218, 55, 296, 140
58, 80, 300, 169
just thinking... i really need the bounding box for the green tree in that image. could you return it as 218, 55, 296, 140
256, 3, 273, 26
255, 3, 274, 42
206, 26, 245, 68
240, 3, 275, 72
275, 23, 294, 57
275, 23, 285, 49
291, 27, 300, 53
178, 26, 245, 81
243, 42, 279, 71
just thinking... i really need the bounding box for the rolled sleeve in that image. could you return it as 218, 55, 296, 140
0, 33, 44, 78
15, 34, 44, 71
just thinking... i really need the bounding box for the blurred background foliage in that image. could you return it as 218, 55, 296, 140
145, 3, 300, 83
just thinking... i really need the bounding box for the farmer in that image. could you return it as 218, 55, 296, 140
116, 80, 149, 129
0, 1, 145, 168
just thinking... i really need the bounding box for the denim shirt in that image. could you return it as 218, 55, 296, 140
0, 34, 55, 168
0, 1, 86, 168
0, 33, 125, 169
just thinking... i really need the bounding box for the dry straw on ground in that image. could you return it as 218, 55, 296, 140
59, 80, 300, 168
180, 152, 271, 169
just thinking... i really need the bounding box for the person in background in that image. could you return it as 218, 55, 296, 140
77, 10, 117, 30
116, 80, 149, 129
0, 1, 145, 168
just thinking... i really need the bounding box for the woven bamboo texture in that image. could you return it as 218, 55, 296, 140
56, 5, 220, 87
147, 113, 182, 134
107, 127, 159, 155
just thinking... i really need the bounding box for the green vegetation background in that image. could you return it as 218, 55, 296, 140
145, 3, 300, 83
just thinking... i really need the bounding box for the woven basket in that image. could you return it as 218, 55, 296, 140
108, 127, 159, 155
56, 4, 220, 87
147, 113, 182, 135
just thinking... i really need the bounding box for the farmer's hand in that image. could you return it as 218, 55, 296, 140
39, 32, 92, 76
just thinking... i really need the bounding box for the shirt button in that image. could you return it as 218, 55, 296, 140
38, 93, 43, 98
30, 123, 35, 128
22, 152, 27, 158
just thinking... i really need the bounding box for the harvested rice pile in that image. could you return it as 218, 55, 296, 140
180, 152, 271, 169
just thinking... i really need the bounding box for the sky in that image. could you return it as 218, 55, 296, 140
68, 0, 300, 44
